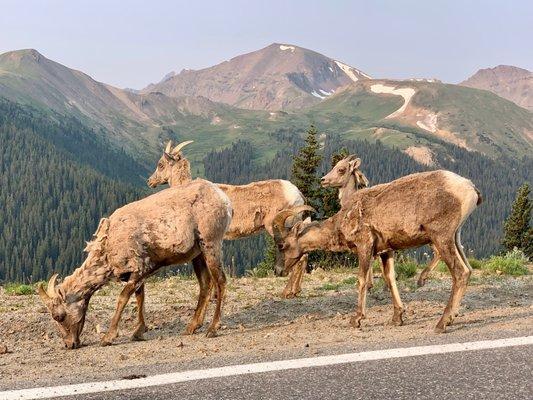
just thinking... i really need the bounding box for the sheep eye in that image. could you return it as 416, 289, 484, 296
338, 168, 346, 174
158, 162, 164, 169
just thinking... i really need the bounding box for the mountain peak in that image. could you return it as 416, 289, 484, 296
142, 43, 371, 110
461, 65, 532, 110
0, 48, 46, 63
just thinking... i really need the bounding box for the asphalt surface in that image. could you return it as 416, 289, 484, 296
40, 342, 531, 400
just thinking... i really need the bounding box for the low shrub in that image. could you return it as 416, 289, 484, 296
483, 249, 529, 276
4, 283, 34, 296
319, 282, 341, 291
246, 261, 273, 278
396, 260, 418, 280
468, 258, 484, 270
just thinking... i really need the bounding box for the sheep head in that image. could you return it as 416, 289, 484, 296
271, 205, 316, 276
147, 140, 194, 188
38, 274, 88, 349
321, 155, 369, 189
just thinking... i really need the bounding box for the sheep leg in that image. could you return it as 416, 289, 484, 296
203, 246, 226, 338
434, 237, 471, 333
131, 283, 148, 341
380, 251, 404, 325
185, 255, 212, 335
101, 282, 136, 346
417, 245, 441, 287
366, 266, 374, 292
282, 254, 307, 298
350, 249, 372, 329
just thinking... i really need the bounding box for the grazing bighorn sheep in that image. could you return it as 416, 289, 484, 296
273, 169, 481, 332
320, 155, 442, 287
38, 179, 232, 349
147, 140, 306, 298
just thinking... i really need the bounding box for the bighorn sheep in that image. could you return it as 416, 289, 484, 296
38, 179, 232, 349
273, 169, 481, 332
320, 155, 442, 287
147, 140, 306, 298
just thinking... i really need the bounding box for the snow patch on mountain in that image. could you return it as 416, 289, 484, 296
370, 83, 416, 118
319, 89, 334, 96
311, 91, 325, 99
335, 61, 359, 82
279, 45, 295, 52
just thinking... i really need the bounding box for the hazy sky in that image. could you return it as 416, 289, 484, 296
1, 0, 531, 89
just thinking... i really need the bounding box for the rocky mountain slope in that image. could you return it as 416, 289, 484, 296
1, 48, 531, 164
461, 65, 532, 111
142, 43, 371, 110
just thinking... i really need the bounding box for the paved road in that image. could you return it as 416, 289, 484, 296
64, 345, 532, 400
2, 336, 531, 400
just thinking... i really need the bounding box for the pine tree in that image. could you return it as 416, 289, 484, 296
291, 125, 323, 211
522, 228, 533, 259
254, 234, 277, 275
502, 183, 532, 255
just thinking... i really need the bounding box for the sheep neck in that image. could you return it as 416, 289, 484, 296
298, 217, 343, 253
338, 173, 358, 209
61, 256, 113, 301
168, 162, 192, 188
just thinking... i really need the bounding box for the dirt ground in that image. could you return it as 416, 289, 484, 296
0, 268, 531, 387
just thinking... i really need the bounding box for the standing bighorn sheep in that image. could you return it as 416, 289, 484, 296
320, 155, 442, 287
147, 140, 306, 298
38, 179, 232, 349
273, 169, 481, 332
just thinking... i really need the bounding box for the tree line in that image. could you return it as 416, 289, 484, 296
0, 97, 530, 282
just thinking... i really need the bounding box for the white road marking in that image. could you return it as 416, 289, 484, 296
2, 336, 532, 399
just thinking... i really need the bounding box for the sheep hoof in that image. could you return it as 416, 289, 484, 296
205, 329, 218, 338
100, 339, 113, 347
282, 291, 296, 299
434, 324, 447, 334
390, 316, 404, 326
131, 334, 145, 342
349, 315, 363, 329
131, 325, 148, 341
417, 278, 427, 287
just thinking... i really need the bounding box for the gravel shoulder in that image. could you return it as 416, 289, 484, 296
0, 268, 531, 389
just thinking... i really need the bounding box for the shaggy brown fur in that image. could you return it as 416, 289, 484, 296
38, 179, 232, 349
148, 141, 306, 297
321, 155, 442, 287
273, 169, 481, 333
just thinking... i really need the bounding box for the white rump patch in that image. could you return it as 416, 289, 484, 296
279, 45, 295, 52
281, 180, 305, 206
440, 171, 478, 221
213, 185, 233, 232
370, 84, 416, 118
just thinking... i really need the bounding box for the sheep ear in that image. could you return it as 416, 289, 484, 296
349, 158, 361, 171
163, 152, 176, 161
57, 286, 66, 302
303, 217, 312, 225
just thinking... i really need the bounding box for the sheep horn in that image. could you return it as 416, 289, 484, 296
172, 140, 194, 155
46, 273, 59, 298
37, 283, 50, 302
272, 205, 316, 239
346, 154, 359, 161
165, 141, 173, 153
